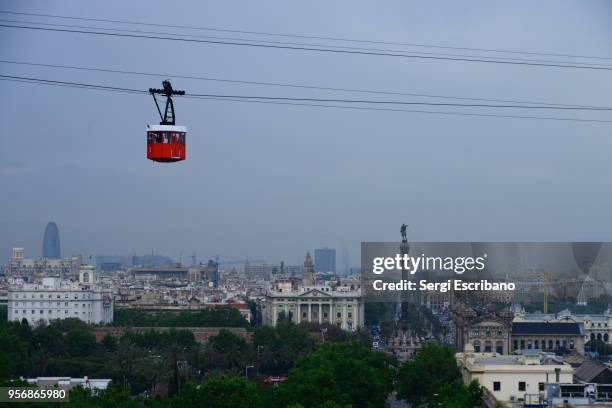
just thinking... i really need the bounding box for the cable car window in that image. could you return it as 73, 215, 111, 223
179, 133, 185, 145
163, 132, 170, 144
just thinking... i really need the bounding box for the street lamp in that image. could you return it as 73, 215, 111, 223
245, 365, 254, 380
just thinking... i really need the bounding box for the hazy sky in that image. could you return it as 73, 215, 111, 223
1, 1, 612, 266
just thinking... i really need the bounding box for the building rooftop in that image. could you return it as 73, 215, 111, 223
512, 321, 584, 336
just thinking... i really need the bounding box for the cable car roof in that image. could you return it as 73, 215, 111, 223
146, 124, 187, 132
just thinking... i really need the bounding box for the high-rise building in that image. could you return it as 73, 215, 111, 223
42, 222, 61, 259
314, 248, 336, 273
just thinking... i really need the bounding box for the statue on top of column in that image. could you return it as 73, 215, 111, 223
400, 223, 408, 243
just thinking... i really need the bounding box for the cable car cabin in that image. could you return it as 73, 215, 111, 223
146, 125, 187, 163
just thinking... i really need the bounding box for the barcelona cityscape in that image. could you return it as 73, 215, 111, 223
2, 1, 612, 407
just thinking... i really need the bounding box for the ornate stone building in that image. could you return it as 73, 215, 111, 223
453, 304, 513, 354
260, 253, 364, 331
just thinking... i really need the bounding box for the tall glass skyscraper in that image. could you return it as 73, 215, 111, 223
42, 222, 61, 259
314, 248, 336, 273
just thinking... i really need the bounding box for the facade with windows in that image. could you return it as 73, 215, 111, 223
514, 308, 612, 345
456, 347, 573, 405
457, 316, 512, 355
7, 276, 113, 325
510, 322, 585, 355
261, 285, 364, 331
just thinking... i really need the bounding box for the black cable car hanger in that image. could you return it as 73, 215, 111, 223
149, 80, 185, 125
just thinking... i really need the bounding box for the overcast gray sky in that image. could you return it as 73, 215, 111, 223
1, 0, 612, 266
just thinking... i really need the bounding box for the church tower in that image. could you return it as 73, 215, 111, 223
302, 251, 315, 286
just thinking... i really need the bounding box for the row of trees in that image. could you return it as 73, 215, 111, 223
3, 342, 480, 408
111, 308, 251, 328
0, 304, 482, 407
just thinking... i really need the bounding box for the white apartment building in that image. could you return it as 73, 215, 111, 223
456, 346, 573, 406
7, 272, 113, 325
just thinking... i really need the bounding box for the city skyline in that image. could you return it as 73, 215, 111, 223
2, 1, 612, 265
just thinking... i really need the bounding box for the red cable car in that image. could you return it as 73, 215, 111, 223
147, 80, 187, 163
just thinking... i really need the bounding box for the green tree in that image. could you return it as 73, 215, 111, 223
396, 343, 480, 406
253, 322, 316, 375
205, 329, 252, 374
0, 330, 30, 381
66, 329, 97, 357
276, 342, 395, 408
199, 376, 262, 408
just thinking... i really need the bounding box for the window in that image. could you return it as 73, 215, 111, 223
496, 341, 503, 354
538, 383, 544, 391
493, 382, 501, 391
179, 133, 186, 144
484, 341, 492, 352
347, 312, 352, 318
518, 382, 526, 391
473, 340, 481, 352
337, 312, 341, 318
